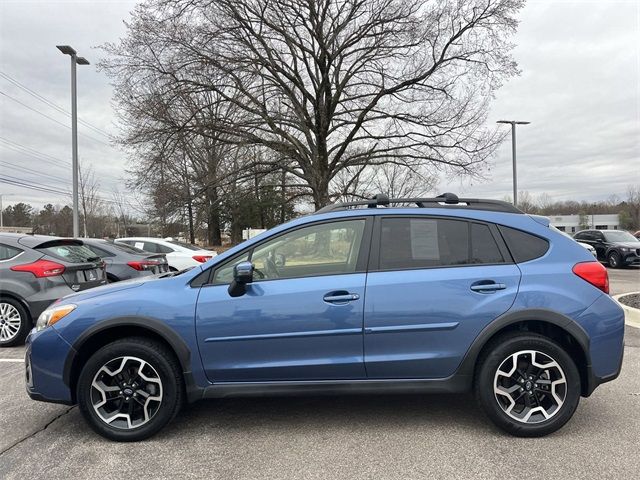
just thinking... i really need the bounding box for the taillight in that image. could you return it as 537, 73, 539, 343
127, 260, 158, 271
193, 255, 212, 263
11, 259, 65, 278
572, 261, 609, 294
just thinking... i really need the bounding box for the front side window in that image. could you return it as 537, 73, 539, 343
212, 252, 250, 285
250, 219, 366, 280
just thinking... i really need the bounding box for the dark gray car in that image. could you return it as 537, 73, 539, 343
81, 239, 169, 282
0, 234, 107, 346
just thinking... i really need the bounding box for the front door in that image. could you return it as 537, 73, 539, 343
196, 218, 371, 382
363, 216, 521, 378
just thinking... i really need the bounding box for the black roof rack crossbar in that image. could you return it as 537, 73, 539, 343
315, 193, 522, 214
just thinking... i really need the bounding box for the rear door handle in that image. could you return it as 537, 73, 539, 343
470, 281, 507, 293
323, 291, 360, 303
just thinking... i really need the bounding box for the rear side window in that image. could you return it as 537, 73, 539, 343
86, 245, 115, 258
38, 244, 99, 263
0, 243, 22, 260
142, 242, 173, 254
379, 218, 468, 269
471, 223, 504, 264
498, 226, 549, 263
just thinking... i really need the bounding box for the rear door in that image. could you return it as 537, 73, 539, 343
363, 216, 521, 379
34, 240, 107, 291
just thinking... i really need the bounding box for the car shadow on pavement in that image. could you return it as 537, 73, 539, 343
166, 393, 496, 438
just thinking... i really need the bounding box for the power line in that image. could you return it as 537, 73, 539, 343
0, 176, 124, 207
0, 90, 112, 146
0, 136, 124, 183
0, 159, 71, 184
0, 71, 112, 139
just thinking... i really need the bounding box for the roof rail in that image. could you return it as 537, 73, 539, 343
315, 193, 523, 214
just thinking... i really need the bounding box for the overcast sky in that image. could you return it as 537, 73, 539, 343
0, 0, 638, 213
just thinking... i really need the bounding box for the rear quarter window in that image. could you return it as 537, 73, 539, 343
498, 226, 549, 263
0, 243, 22, 261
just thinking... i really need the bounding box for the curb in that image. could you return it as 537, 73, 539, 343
613, 292, 640, 329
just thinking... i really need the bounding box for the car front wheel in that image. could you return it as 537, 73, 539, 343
607, 251, 621, 269
77, 337, 184, 441
475, 332, 581, 437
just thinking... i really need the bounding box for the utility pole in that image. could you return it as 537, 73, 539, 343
497, 120, 530, 207
57, 45, 89, 238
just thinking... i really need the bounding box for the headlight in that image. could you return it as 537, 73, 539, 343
36, 304, 76, 331
620, 247, 630, 252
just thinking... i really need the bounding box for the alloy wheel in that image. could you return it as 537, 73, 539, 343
91, 356, 163, 429
0, 302, 22, 342
493, 350, 567, 424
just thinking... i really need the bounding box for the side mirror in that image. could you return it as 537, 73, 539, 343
228, 261, 254, 297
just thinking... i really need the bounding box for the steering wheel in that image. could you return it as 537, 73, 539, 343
252, 268, 266, 280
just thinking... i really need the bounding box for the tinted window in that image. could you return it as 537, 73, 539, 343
39, 244, 100, 263
139, 241, 172, 254
574, 231, 590, 241
0, 243, 21, 261
250, 219, 365, 281
86, 245, 115, 258
379, 218, 468, 270
471, 223, 504, 264
167, 240, 201, 251
498, 226, 549, 263
111, 242, 147, 254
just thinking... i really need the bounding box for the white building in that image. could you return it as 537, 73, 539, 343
548, 214, 620, 233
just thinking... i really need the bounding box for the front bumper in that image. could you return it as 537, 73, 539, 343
25, 327, 76, 405
621, 252, 640, 265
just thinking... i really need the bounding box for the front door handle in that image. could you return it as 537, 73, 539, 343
323, 291, 360, 304
470, 281, 507, 293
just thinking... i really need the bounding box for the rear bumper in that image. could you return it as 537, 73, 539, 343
577, 294, 625, 396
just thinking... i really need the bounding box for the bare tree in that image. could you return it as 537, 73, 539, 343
78, 161, 102, 238
102, 0, 524, 208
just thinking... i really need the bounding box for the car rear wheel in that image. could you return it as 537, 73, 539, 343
607, 251, 621, 269
475, 332, 581, 437
0, 298, 30, 347
77, 337, 183, 441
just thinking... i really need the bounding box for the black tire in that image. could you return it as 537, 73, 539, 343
0, 297, 31, 347
474, 332, 581, 437
607, 251, 621, 269
76, 337, 184, 441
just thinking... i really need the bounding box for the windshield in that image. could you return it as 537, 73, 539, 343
167, 239, 202, 251
603, 231, 637, 242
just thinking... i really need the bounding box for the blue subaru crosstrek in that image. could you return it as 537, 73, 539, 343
25, 194, 624, 441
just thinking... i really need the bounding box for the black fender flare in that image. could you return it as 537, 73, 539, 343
455, 308, 591, 378
62, 316, 192, 388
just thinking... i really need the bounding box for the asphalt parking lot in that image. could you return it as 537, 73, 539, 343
1, 267, 639, 479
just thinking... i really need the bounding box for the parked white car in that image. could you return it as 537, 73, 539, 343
556, 230, 597, 256
115, 237, 217, 271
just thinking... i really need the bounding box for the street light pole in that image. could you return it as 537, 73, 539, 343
497, 120, 530, 207
57, 45, 89, 238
